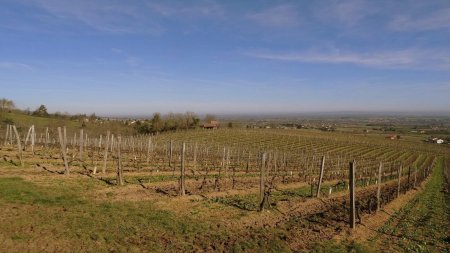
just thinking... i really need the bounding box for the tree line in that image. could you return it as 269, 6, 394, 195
134, 112, 204, 134
1, 98, 218, 134
0, 98, 16, 112
27, 104, 99, 121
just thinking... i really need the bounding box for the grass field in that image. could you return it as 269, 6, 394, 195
0, 124, 449, 252
372, 157, 449, 252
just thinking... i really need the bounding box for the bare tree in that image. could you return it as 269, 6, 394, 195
0, 98, 16, 111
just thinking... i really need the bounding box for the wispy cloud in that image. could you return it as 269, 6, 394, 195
389, 8, 450, 31
125, 56, 140, 67
0, 62, 33, 70
32, 0, 163, 34
147, 1, 224, 18
111, 48, 141, 67
314, 0, 376, 26
246, 48, 450, 70
247, 4, 300, 28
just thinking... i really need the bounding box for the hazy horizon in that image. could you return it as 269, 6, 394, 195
104, 110, 450, 119
1, 0, 450, 115
7, 104, 450, 119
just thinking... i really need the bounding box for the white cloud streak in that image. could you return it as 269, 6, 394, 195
32, 0, 164, 34
247, 48, 450, 70
0, 62, 33, 70
314, 0, 376, 26
247, 4, 300, 28
147, 1, 224, 18
389, 8, 450, 31
111, 48, 141, 67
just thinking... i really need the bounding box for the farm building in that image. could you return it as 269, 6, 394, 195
386, 135, 397, 140
202, 120, 220, 129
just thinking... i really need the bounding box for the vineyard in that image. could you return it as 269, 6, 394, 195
0, 125, 449, 252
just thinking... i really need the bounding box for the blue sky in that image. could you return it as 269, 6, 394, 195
1, 0, 450, 116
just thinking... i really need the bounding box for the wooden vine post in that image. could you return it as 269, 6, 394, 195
102, 131, 110, 174
79, 129, 84, 162
45, 127, 49, 149
222, 147, 226, 174
179, 142, 186, 196
413, 166, 417, 188
349, 160, 356, 229
23, 125, 36, 154
24, 125, 34, 151
57, 127, 69, 174
169, 140, 173, 168
64, 127, 67, 150
316, 156, 326, 198
146, 137, 152, 164
116, 136, 124, 186
246, 151, 250, 173
30, 125, 35, 154
226, 148, 230, 178
397, 165, 402, 198
193, 142, 197, 171
3, 124, 10, 146
259, 153, 267, 212
110, 134, 114, 153
407, 166, 411, 191
12, 125, 23, 167
376, 162, 383, 212
9, 125, 14, 146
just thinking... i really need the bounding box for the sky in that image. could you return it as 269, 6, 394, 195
1, 0, 450, 116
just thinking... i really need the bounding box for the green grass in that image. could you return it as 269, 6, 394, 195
121, 172, 261, 185
0, 177, 85, 206
0, 116, 448, 252
1, 111, 80, 130
0, 176, 337, 251
372, 156, 450, 252
0, 176, 238, 252
0, 157, 446, 252
209, 182, 341, 211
